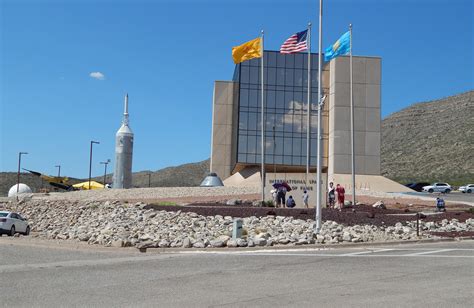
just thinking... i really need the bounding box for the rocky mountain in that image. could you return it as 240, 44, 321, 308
128, 159, 210, 188
381, 90, 473, 185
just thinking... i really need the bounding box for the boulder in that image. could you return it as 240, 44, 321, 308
372, 201, 386, 209
193, 241, 205, 248
227, 239, 238, 247
136, 241, 155, 249
111, 240, 124, 248
236, 238, 248, 247
182, 237, 192, 248
209, 240, 225, 248
254, 238, 267, 246
226, 199, 242, 206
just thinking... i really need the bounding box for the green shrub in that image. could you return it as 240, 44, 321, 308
262, 200, 275, 207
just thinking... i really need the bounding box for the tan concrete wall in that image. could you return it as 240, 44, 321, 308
210, 81, 238, 179
328, 56, 381, 176
224, 168, 328, 208
321, 66, 330, 170
328, 174, 413, 193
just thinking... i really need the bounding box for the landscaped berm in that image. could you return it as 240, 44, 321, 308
1, 187, 473, 249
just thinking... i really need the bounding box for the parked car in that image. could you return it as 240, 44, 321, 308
405, 182, 430, 192
459, 184, 474, 193
422, 183, 452, 193
0, 211, 30, 236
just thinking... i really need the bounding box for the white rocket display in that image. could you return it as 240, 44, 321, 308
113, 94, 134, 189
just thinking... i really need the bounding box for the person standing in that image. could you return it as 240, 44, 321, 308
335, 184, 345, 211
436, 197, 446, 212
302, 190, 309, 208
277, 186, 287, 208
271, 189, 278, 207
328, 182, 335, 209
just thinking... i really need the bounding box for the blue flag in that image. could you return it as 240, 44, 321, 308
324, 31, 351, 62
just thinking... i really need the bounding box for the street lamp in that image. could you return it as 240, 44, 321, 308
55, 165, 61, 178
17, 152, 28, 196
88, 141, 100, 190
100, 159, 111, 187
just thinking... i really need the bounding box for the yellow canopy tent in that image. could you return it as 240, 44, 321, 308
73, 181, 104, 190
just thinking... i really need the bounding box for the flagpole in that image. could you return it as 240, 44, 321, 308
315, 0, 323, 234
349, 24, 355, 206
306, 22, 312, 187
260, 29, 266, 204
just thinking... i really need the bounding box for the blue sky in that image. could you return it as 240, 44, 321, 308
1, 0, 472, 178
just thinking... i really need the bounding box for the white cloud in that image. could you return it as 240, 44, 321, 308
89, 72, 105, 80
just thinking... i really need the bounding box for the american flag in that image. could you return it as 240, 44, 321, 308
280, 30, 308, 54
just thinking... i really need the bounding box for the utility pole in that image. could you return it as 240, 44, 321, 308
17, 152, 28, 197
89, 141, 100, 190
100, 159, 111, 187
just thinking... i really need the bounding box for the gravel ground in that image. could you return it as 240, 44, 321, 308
26, 186, 261, 202
7, 185, 471, 206
148, 203, 474, 227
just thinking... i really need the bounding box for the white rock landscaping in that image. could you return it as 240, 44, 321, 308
1, 199, 473, 248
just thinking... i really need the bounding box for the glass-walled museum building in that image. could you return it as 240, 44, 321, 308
234, 51, 321, 169
210, 50, 409, 203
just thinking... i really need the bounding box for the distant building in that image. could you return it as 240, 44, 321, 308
210, 51, 409, 204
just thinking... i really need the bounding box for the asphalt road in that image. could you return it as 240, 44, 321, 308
401, 191, 474, 205
0, 239, 473, 307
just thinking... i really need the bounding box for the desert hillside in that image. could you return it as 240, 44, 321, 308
381, 90, 473, 185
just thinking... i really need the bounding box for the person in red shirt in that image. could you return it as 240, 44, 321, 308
335, 184, 345, 211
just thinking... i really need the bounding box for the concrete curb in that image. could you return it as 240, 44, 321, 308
142, 236, 474, 254
1, 235, 472, 254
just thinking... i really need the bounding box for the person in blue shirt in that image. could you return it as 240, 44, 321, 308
436, 197, 446, 212
286, 195, 296, 208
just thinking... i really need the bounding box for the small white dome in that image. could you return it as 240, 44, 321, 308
8, 184, 32, 197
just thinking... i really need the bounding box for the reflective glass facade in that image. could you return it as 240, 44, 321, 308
234, 51, 320, 166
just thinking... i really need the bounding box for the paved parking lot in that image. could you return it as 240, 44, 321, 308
1, 239, 473, 307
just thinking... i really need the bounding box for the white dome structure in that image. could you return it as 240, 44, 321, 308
8, 184, 32, 197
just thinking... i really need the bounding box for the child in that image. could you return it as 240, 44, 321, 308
271, 189, 278, 207
436, 197, 446, 212
286, 195, 296, 208
302, 190, 309, 208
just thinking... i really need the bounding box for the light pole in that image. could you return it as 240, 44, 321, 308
100, 159, 111, 187
55, 165, 61, 177
17, 152, 28, 196
88, 141, 100, 190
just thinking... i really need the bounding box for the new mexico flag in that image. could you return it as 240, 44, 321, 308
232, 37, 262, 64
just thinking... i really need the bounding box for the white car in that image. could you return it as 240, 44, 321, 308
422, 183, 452, 193
459, 184, 474, 193
0, 211, 30, 236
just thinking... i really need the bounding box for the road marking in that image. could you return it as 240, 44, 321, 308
403, 249, 455, 256
339, 249, 394, 256
182, 247, 474, 259
231, 252, 474, 258
371, 248, 474, 251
